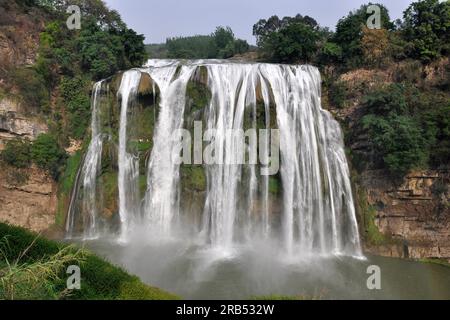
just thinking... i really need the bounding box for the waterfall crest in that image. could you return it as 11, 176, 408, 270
67, 60, 362, 258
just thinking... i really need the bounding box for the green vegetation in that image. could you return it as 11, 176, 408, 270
250, 1, 449, 180
420, 258, 450, 268
253, 1, 449, 68
1, 134, 66, 179
268, 176, 281, 195
356, 187, 395, 246
181, 165, 206, 192
253, 14, 324, 63
186, 80, 212, 114
1, 139, 31, 168
0, 222, 179, 300
59, 76, 91, 139
166, 26, 250, 59
359, 84, 449, 177
402, 0, 450, 62
9, 67, 50, 113
56, 150, 83, 226
30, 133, 67, 179
145, 43, 168, 59
0, 0, 148, 198
332, 4, 393, 66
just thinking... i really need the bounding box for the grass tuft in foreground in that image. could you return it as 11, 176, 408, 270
0, 223, 179, 300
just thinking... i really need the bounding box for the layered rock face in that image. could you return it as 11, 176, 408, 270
362, 170, 450, 261
0, 164, 57, 233
327, 62, 450, 261
0, 2, 52, 231
0, 98, 48, 150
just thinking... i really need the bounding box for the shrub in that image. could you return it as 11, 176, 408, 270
328, 81, 347, 109
1, 139, 31, 168
319, 42, 343, 64
30, 134, 66, 179
363, 114, 427, 177
59, 76, 91, 139
10, 67, 50, 112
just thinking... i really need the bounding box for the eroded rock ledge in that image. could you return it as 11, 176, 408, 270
361, 170, 450, 261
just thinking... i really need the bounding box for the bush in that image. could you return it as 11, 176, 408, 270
363, 114, 427, 177
30, 134, 66, 179
10, 67, 50, 112
359, 83, 450, 177
1, 139, 32, 168
362, 83, 409, 116
59, 76, 91, 139
319, 42, 342, 64
328, 81, 347, 109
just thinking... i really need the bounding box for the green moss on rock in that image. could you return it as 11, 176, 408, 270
180, 165, 206, 192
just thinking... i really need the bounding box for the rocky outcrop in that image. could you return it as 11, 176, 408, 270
0, 1, 46, 73
360, 170, 450, 261
0, 164, 57, 233
0, 98, 48, 150
326, 61, 450, 262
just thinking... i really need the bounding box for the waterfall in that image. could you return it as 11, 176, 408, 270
117, 70, 142, 242
67, 60, 362, 258
143, 61, 196, 238
66, 81, 104, 239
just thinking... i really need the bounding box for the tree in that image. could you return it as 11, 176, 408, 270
253, 14, 322, 63
402, 0, 450, 62
212, 26, 234, 50
333, 3, 393, 65
166, 26, 248, 59
363, 114, 427, 177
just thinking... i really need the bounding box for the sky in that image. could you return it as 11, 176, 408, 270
103, 0, 415, 45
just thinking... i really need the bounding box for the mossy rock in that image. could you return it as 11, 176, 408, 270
138, 73, 155, 96
268, 175, 282, 195
109, 72, 124, 93
100, 172, 118, 220
185, 79, 211, 115
191, 66, 208, 86
180, 165, 206, 192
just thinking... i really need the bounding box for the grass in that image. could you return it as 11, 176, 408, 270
0, 223, 179, 300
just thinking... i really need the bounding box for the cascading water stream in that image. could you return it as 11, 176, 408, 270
117, 70, 142, 242
143, 61, 196, 239
66, 80, 104, 239
67, 60, 362, 258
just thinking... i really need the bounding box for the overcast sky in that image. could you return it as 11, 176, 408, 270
103, 0, 414, 44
